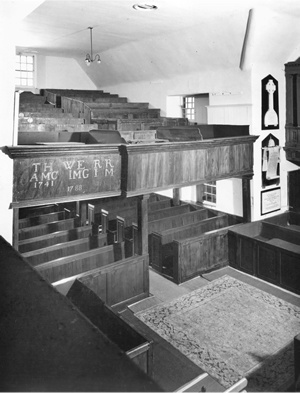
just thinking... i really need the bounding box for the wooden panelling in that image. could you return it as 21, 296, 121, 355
6, 145, 122, 208
22, 233, 107, 266
122, 136, 257, 196
18, 225, 96, 253
228, 219, 300, 294
36, 244, 116, 283
67, 280, 153, 376
148, 209, 208, 234
19, 217, 78, 240
174, 228, 229, 283
78, 254, 149, 307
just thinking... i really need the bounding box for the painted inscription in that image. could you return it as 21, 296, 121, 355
13, 154, 121, 203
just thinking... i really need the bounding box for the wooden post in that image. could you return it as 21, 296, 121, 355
137, 194, 150, 255
242, 176, 252, 222
101, 209, 109, 233
13, 208, 19, 251
196, 183, 205, 203
173, 188, 180, 206
80, 202, 87, 226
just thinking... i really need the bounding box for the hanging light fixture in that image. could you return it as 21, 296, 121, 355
85, 27, 101, 66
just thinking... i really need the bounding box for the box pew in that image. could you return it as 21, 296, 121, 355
19, 204, 59, 219
72, 253, 149, 308
149, 204, 192, 222
19, 217, 80, 241
19, 209, 72, 229
22, 232, 107, 266
67, 280, 153, 376
149, 214, 229, 273
264, 211, 300, 228
171, 227, 230, 283
148, 199, 172, 212
18, 224, 97, 253
228, 219, 300, 294
148, 208, 210, 234
35, 242, 125, 284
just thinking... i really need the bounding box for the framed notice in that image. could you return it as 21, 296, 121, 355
261, 187, 281, 215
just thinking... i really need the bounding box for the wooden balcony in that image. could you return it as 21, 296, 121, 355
6, 134, 257, 208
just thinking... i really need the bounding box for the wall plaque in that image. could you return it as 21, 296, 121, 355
261, 187, 281, 215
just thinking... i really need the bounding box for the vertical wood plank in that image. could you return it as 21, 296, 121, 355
242, 176, 252, 222
13, 208, 19, 251
173, 188, 180, 206
137, 194, 150, 255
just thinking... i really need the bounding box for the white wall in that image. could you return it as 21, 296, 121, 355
100, 67, 252, 116
37, 55, 97, 90
250, 62, 298, 221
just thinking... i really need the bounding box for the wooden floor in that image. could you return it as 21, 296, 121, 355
120, 266, 300, 392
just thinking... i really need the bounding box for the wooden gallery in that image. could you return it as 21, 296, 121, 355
0, 1, 300, 392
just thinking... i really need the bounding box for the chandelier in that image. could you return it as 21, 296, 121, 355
85, 27, 101, 66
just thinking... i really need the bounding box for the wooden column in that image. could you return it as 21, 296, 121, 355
80, 202, 87, 226
196, 183, 205, 203
173, 188, 180, 206
137, 194, 150, 255
13, 208, 19, 251
242, 176, 252, 222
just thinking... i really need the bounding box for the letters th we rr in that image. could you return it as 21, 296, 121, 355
29, 158, 115, 190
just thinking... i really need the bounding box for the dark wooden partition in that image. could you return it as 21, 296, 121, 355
121, 136, 257, 197
228, 220, 300, 294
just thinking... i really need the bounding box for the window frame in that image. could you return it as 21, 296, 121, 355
15, 54, 36, 88
182, 96, 195, 121
202, 181, 217, 206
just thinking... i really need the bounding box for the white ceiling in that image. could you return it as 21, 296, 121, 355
14, 0, 300, 58
7, 0, 300, 86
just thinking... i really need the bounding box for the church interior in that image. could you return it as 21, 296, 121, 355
0, 0, 300, 392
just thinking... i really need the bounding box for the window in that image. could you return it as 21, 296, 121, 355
203, 181, 216, 205
15, 54, 34, 87
182, 96, 195, 121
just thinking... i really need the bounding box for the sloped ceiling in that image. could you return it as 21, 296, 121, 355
14, 0, 300, 86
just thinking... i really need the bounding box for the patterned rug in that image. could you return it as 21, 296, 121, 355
136, 275, 300, 392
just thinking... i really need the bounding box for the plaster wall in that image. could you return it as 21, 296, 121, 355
250, 62, 298, 221
36, 56, 97, 90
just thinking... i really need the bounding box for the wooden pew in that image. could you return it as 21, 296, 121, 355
35, 243, 125, 284
260, 221, 300, 245
149, 204, 191, 222
19, 209, 72, 229
228, 219, 300, 294
148, 209, 209, 234
19, 204, 59, 219
148, 199, 172, 212
70, 253, 149, 308
67, 280, 153, 377
171, 227, 230, 283
22, 232, 107, 266
18, 224, 97, 253
149, 215, 229, 275
19, 217, 80, 241
156, 126, 203, 141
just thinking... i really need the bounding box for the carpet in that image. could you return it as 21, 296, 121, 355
136, 275, 300, 392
